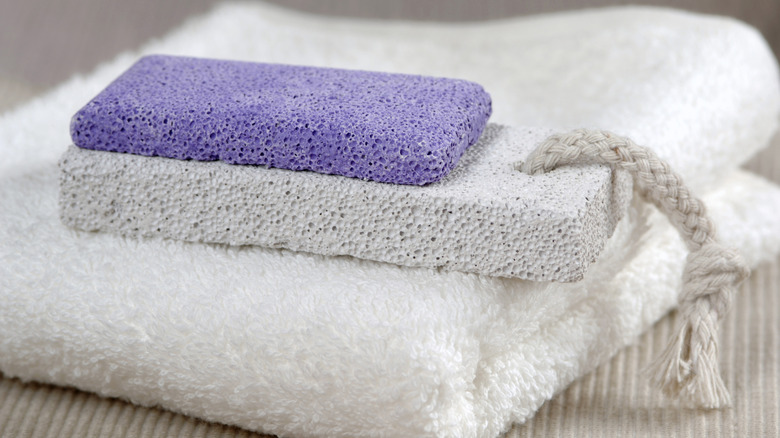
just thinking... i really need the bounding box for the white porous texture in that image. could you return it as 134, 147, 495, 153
59, 124, 632, 282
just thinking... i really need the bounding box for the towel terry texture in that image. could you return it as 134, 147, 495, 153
1, 3, 780, 437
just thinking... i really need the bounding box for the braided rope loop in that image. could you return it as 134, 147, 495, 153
519, 129, 749, 408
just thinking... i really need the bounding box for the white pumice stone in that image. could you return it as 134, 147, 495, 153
58, 124, 632, 281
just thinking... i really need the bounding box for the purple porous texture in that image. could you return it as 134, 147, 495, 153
71, 55, 492, 185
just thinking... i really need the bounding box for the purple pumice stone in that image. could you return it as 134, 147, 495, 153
70, 55, 492, 185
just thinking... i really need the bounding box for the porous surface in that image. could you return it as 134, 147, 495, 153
69, 55, 492, 185
59, 124, 631, 281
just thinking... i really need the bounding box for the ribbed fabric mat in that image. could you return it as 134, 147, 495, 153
0, 109, 778, 438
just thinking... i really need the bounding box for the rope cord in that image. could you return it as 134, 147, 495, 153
518, 129, 749, 408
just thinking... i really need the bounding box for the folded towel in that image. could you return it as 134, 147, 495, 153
1, 3, 780, 437
3, 165, 780, 437
2, 3, 777, 189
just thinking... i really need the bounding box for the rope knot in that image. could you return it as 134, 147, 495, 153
521, 129, 750, 409
681, 243, 749, 312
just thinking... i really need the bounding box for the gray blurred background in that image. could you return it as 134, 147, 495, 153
1, 0, 779, 112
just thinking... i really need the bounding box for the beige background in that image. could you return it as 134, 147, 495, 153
1, 1, 779, 437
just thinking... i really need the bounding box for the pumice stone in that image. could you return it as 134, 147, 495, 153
59, 124, 631, 281
70, 55, 492, 185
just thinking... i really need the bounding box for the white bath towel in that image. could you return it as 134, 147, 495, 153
1, 3, 780, 437
2, 3, 777, 190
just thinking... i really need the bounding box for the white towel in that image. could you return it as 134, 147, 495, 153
1, 3, 780, 437
2, 3, 777, 190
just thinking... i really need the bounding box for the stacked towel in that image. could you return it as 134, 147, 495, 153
1, 3, 780, 437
